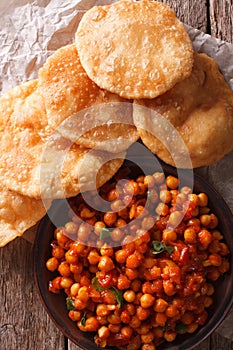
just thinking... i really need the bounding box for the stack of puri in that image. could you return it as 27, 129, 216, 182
1, 0, 233, 247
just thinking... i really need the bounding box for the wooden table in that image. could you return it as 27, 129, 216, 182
0, 1, 233, 349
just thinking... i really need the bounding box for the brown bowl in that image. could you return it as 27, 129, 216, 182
34, 152, 233, 350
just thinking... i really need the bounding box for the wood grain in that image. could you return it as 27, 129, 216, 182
162, 0, 208, 32
1, 1, 233, 350
210, 0, 233, 43
0, 238, 65, 350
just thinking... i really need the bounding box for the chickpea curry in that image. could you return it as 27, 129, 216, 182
46, 166, 230, 350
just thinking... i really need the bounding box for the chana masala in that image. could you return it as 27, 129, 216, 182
46, 167, 230, 350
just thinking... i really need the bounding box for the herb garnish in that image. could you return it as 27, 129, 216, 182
66, 297, 75, 310
100, 227, 111, 240
92, 277, 105, 292
80, 314, 86, 327
152, 240, 174, 255
109, 287, 124, 308
175, 322, 188, 334
92, 278, 124, 308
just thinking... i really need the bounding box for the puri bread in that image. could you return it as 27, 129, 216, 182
0, 188, 50, 247
133, 53, 233, 168
75, 0, 194, 99
38, 44, 138, 153
0, 80, 125, 199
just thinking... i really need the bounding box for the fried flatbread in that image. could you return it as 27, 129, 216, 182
0, 188, 49, 247
133, 53, 233, 168
75, 0, 194, 99
38, 44, 138, 153
0, 80, 125, 199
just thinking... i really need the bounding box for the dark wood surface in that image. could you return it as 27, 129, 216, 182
1, 1, 233, 350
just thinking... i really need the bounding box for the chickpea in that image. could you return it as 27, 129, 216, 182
98, 326, 110, 340
77, 223, 91, 242
65, 250, 79, 264
164, 330, 176, 342
94, 221, 105, 236
111, 199, 125, 212
160, 190, 172, 203
70, 283, 80, 297
131, 279, 142, 293
141, 331, 154, 344
140, 294, 155, 309
108, 324, 121, 333
60, 277, 73, 289
181, 312, 194, 325
155, 312, 167, 327
96, 304, 111, 317
198, 229, 212, 247
88, 250, 100, 265
144, 175, 156, 187
107, 314, 121, 325
200, 214, 211, 227
129, 315, 141, 328
107, 189, 118, 201
163, 280, 175, 296
98, 256, 115, 272
188, 323, 199, 333
168, 211, 183, 228
64, 221, 78, 235
162, 229, 177, 242
153, 172, 165, 185
111, 228, 124, 242
46, 257, 59, 272
153, 298, 168, 313
121, 326, 133, 339
125, 267, 138, 280
68, 310, 81, 322
115, 249, 128, 264
121, 310, 131, 323
123, 290, 136, 303
70, 262, 83, 275
166, 175, 179, 189
125, 304, 136, 316
184, 227, 196, 244
142, 344, 156, 350
153, 327, 163, 338
166, 305, 178, 318
52, 245, 65, 259
126, 252, 143, 269
115, 218, 127, 227
198, 193, 208, 207
204, 296, 213, 308
104, 212, 117, 227
58, 262, 71, 277
141, 217, 155, 231
136, 306, 150, 321
117, 274, 130, 290
85, 317, 100, 332
155, 203, 169, 216
100, 247, 114, 257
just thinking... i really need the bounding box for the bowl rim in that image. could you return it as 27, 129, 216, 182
34, 160, 233, 350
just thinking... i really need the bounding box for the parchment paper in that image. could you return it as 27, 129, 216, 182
0, 0, 233, 340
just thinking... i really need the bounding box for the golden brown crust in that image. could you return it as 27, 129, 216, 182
0, 188, 50, 247
0, 80, 125, 199
76, 0, 194, 99
133, 53, 233, 168
38, 44, 138, 153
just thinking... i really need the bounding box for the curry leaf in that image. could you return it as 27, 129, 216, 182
92, 277, 105, 292
100, 227, 111, 240
80, 314, 86, 327
109, 286, 124, 308
152, 240, 174, 255
175, 322, 188, 334
66, 297, 75, 310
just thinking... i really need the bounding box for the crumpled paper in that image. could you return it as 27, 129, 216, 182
0, 0, 233, 341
